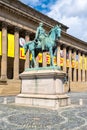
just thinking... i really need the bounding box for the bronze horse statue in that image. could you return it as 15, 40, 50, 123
24, 25, 61, 67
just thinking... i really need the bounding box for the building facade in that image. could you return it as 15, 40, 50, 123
0, 0, 87, 95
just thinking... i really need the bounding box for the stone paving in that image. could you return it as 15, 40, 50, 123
0, 92, 87, 130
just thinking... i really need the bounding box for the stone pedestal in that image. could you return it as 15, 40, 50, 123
15, 68, 69, 109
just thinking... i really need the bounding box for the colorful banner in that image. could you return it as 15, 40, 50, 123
85, 57, 87, 70
60, 57, 64, 66
8, 34, 14, 57
20, 48, 25, 59
0, 31, 1, 55
46, 54, 50, 64
82, 57, 86, 70
60, 50, 64, 66
72, 60, 75, 68
54, 56, 57, 65
76, 61, 78, 69
30, 53, 32, 61
86, 57, 87, 70
38, 53, 42, 63
66, 59, 70, 67
76, 55, 79, 69
66, 53, 69, 67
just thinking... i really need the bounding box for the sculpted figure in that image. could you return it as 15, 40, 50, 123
24, 23, 61, 67
35, 22, 47, 50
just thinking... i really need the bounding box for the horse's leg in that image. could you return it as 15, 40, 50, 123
49, 47, 54, 66
32, 50, 37, 67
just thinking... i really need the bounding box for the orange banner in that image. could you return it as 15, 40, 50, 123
72, 60, 76, 68
20, 48, 26, 59
46, 54, 50, 64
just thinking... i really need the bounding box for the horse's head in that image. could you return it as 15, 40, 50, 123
23, 43, 28, 55
54, 25, 61, 39
48, 25, 61, 41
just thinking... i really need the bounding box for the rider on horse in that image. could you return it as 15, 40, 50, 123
34, 22, 47, 50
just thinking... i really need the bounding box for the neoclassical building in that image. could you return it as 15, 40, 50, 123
0, 0, 87, 95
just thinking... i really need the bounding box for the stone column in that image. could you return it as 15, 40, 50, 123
63, 46, 66, 72
25, 32, 30, 69
82, 53, 85, 82
57, 45, 60, 67
78, 51, 81, 82
13, 27, 19, 79
68, 48, 72, 81
1, 22, 7, 80
73, 50, 76, 82
42, 52, 47, 67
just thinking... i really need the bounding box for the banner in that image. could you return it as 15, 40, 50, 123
66, 53, 69, 67
71, 53, 76, 68
30, 53, 32, 61
86, 57, 87, 70
60, 57, 64, 66
76, 61, 78, 69
54, 56, 57, 65
84, 57, 87, 70
0, 31, 1, 55
82, 57, 86, 70
66, 59, 69, 67
20, 47, 26, 59
38, 53, 42, 63
76, 55, 78, 69
46, 54, 50, 64
8, 34, 14, 57
60, 50, 64, 66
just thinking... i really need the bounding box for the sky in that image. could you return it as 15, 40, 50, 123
20, 0, 87, 42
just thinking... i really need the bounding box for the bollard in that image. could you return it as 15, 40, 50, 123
79, 99, 83, 106
3, 97, 7, 104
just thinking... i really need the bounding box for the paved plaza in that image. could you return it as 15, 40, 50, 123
0, 92, 87, 130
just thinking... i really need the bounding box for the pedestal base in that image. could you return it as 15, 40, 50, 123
15, 68, 69, 109
15, 93, 69, 109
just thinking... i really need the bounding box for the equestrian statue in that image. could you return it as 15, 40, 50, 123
23, 22, 61, 67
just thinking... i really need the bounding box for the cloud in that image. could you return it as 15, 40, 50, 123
20, 0, 40, 7
46, 0, 87, 42
20, 0, 87, 42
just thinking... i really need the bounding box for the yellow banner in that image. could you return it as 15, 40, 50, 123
8, 34, 14, 57
84, 57, 86, 70
86, 57, 87, 70
66, 59, 69, 67
54, 56, 57, 65
20, 48, 26, 59
46, 54, 50, 64
30, 53, 32, 61
60, 58, 64, 66
38, 53, 42, 63
0, 31, 1, 55
76, 61, 78, 69
72, 60, 75, 68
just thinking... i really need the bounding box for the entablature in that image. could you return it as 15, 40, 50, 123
0, 0, 68, 32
